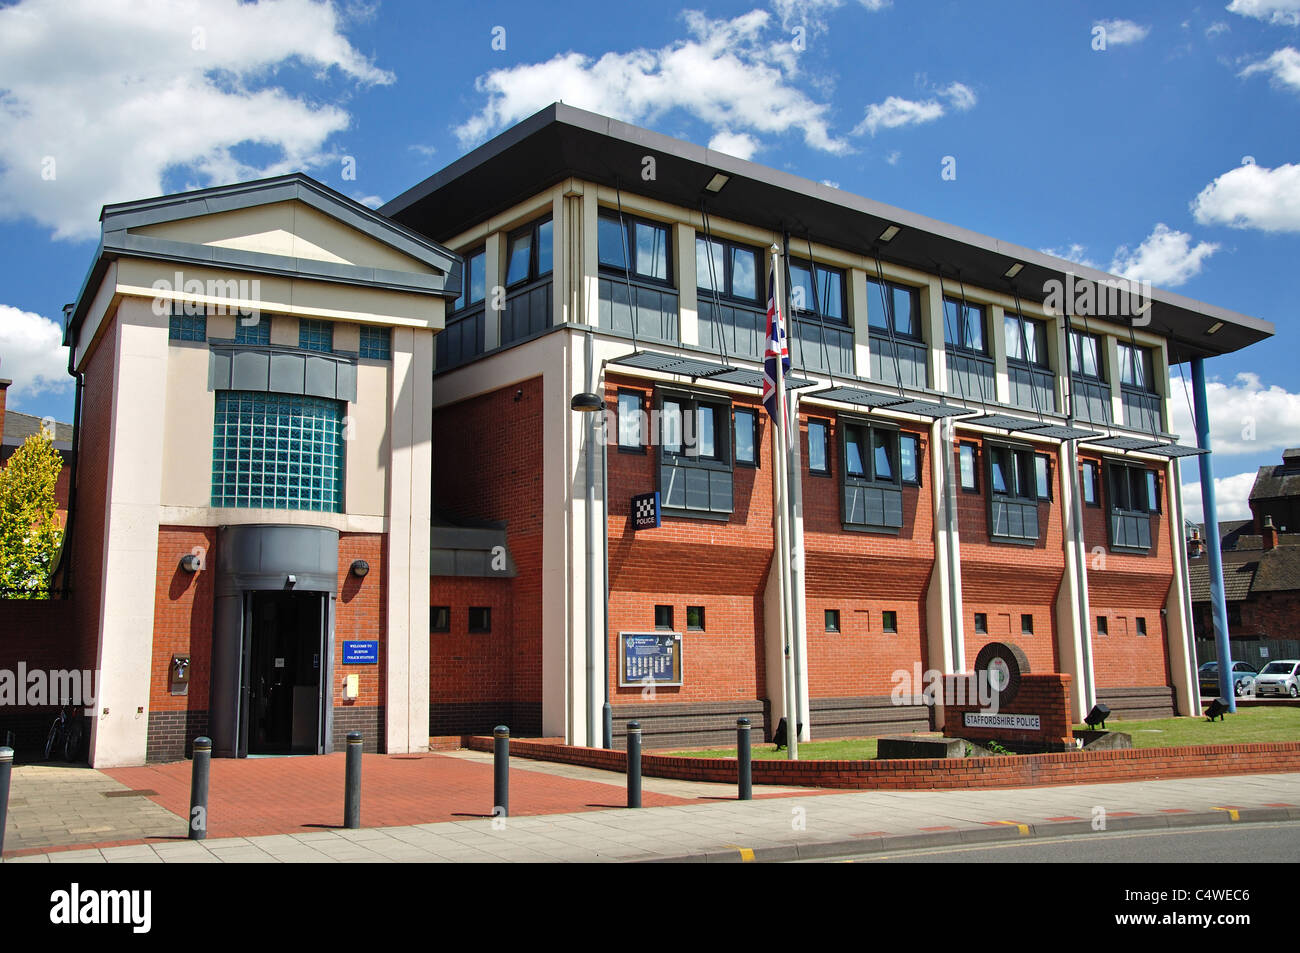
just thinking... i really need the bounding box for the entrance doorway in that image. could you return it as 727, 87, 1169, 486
240, 591, 328, 756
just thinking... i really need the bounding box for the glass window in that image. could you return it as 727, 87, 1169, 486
655, 605, 674, 630
169, 307, 207, 342
882, 610, 898, 634
662, 400, 683, 454
430, 607, 450, 633
1035, 455, 1051, 500
975, 613, 988, 634
454, 249, 486, 312
990, 447, 1009, 494
358, 326, 391, 360
506, 231, 531, 285
687, 606, 705, 630
695, 237, 760, 303
696, 238, 724, 293
943, 298, 986, 353
298, 318, 333, 353
1097, 615, 1108, 636
959, 444, 977, 491
845, 425, 865, 477
697, 404, 717, 459
234, 312, 270, 345
824, 609, 841, 632
1136, 616, 1147, 636
1021, 614, 1034, 635
1145, 470, 1160, 513
598, 217, 628, 269
1119, 343, 1154, 391
1005, 314, 1047, 366
1082, 460, 1099, 505
468, 607, 491, 633
1069, 331, 1102, 379
808, 419, 829, 474
507, 217, 554, 287
867, 279, 922, 338
618, 392, 643, 449
537, 219, 553, 276
873, 430, 894, 482
211, 391, 344, 512
790, 259, 846, 322
635, 221, 669, 281
660, 393, 731, 466
900, 433, 920, 484
731, 246, 757, 301
734, 408, 757, 466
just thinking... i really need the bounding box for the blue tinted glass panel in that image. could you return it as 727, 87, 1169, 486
298, 318, 333, 353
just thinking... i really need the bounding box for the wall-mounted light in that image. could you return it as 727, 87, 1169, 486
179, 554, 201, 573
286, 574, 297, 588
570, 392, 605, 413
1206, 321, 1224, 335
1003, 262, 1024, 279
705, 172, 729, 193
878, 224, 901, 243
350, 559, 369, 578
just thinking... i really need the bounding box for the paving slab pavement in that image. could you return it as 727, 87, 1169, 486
6, 770, 1298, 863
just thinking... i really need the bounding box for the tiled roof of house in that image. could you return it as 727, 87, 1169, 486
1249, 449, 1300, 501
1252, 547, 1300, 593
2, 410, 74, 444
1187, 557, 1258, 603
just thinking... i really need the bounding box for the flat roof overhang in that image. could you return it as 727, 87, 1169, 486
382, 103, 1273, 363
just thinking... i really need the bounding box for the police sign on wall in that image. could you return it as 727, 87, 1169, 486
619, 632, 682, 687
631, 491, 661, 531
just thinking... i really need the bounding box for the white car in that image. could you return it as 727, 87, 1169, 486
1254, 659, 1300, 698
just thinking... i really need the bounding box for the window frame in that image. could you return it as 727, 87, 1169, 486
882, 610, 898, 634
695, 235, 762, 306
1034, 453, 1053, 501
233, 311, 270, 346
733, 407, 758, 468
1081, 460, 1101, 507
1021, 613, 1034, 636
1097, 615, 1108, 636
824, 609, 841, 633
1003, 312, 1049, 368
430, 606, 450, 633
657, 388, 735, 518
617, 390, 646, 454
1117, 342, 1156, 393
358, 325, 391, 360
298, 318, 334, 353
1105, 458, 1157, 554
899, 432, 923, 486
686, 605, 706, 631
598, 211, 673, 288
654, 605, 674, 630
452, 246, 487, 313
168, 304, 207, 342
505, 216, 554, 289
865, 277, 923, 340
788, 257, 848, 325
958, 443, 979, 493
942, 297, 989, 355
1068, 330, 1105, 381
468, 607, 492, 634
807, 417, 831, 476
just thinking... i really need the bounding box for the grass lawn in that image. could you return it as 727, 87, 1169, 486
661, 707, 1299, 760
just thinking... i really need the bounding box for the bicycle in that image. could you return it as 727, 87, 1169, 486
43, 705, 86, 763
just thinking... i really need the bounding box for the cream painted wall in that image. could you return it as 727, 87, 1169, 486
136, 201, 440, 275
159, 343, 216, 508
346, 361, 393, 518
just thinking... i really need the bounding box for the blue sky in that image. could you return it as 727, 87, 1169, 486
1, 0, 1297, 521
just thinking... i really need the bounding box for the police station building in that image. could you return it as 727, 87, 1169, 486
57, 104, 1271, 766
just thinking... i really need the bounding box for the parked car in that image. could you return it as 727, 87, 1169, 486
1198, 660, 1258, 698
1254, 660, 1300, 698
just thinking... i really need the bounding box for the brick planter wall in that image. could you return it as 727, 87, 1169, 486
467, 736, 1300, 791
944, 673, 1074, 753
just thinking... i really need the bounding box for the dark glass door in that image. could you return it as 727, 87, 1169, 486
245, 591, 324, 755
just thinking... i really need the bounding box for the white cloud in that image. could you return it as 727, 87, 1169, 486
0, 0, 392, 241
820, 179, 840, 188
708, 130, 760, 159
1192, 161, 1300, 231
1240, 47, 1300, 92
1226, 0, 1300, 26
1041, 243, 1101, 270
854, 96, 944, 135
885, 150, 902, 165
0, 305, 71, 403
1109, 223, 1218, 287
852, 82, 976, 136
1095, 19, 1151, 45
1167, 371, 1300, 456
771, 0, 839, 30
1181, 472, 1257, 524
1206, 21, 1231, 36
457, 10, 849, 156
351, 193, 383, 209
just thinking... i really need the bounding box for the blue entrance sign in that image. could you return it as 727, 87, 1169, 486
342, 641, 378, 664
631, 491, 661, 531
619, 632, 682, 687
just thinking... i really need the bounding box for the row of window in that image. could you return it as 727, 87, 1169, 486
654, 605, 706, 631
453, 217, 556, 313
168, 309, 392, 359
824, 609, 898, 634
1096, 615, 1149, 636
974, 612, 1035, 636
430, 606, 492, 633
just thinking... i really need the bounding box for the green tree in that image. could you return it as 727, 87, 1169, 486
0, 425, 64, 598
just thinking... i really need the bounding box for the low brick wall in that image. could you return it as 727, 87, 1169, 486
467, 736, 1300, 791
944, 673, 1074, 753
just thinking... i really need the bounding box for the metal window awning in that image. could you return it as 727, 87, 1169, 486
1129, 443, 1209, 458
885, 400, 975, 419
960, 413, 1040, 430
610, 350, 816, 391
1018, 424, 1103, 441
806, 386, 909, 408
1087, 435, 1164, 450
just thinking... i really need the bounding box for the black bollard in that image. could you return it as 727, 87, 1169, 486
737, 718, 752, 801
344, 731, 362, 829
627, 721, 642, 809
0, 746, 12, 857
493, 725, 509, 819
188, 737, 211, 840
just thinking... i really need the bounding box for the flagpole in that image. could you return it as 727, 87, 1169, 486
770, 244, 798, 761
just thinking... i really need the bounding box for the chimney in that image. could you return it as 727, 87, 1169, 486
1263, 516, 1278, 552
1188, 529, 1204, 558
0, 378, 10, 444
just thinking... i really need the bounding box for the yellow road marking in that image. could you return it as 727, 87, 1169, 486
995, 820, 1031, 835
1213, 807, 1240, 821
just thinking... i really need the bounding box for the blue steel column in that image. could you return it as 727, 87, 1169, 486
1191, 357, 1234, 713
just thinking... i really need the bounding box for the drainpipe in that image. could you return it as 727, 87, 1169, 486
1192, 357, 1233, 712
601, 360, 612, 748
60, 303, 83, 600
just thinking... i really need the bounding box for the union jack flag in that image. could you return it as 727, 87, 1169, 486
762, 262, 790, 424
